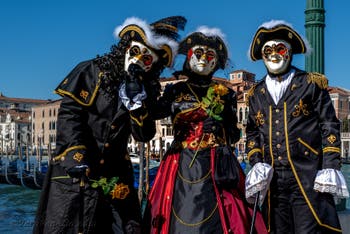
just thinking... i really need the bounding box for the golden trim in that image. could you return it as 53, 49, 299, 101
53, 145, 87, 162
130, 111, 149, 127
267, 106, 273, 231
152, 23, 178, 32
251, 26, 306, 61
307, 73, 328, 90
247, 148, 262, 160
177, 170, 212, 184
161, 44, 173, 67
323, 147, 341, 154
119, 25, 147, 43
172, 203, 218, 227
269, 106, 274, 167
54, 74, 102, 107
297, 138, 319, 155
283, 102, 341, 232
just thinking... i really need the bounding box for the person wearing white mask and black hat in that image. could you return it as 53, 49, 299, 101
33, 16, 186, 234
245, 20, 349, 233
143, 26, 267, 234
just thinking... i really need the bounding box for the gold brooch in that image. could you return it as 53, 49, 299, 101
248, 141, 255, 149
80, 89, 89, 100
327, 134, 336, 144
73, 152, 84, 162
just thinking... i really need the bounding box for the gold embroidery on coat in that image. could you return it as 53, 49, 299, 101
291, 84, 298, 91
80, 89, 89, 100
260, 88, 265, 94
327, 134, 336, 144
255, 111, 265, 126
248, 141, 255, 149
292, 99, 309, 117
73, 152, 84, 162
307, 73, 328, 89
175, 93, 192, 102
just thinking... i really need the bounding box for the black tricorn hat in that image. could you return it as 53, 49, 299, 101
179, 26, 228, 69
114, 16, 186, 67
249, 20, 310, 61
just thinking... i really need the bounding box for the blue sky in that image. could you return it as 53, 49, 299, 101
0, 0, 349, 100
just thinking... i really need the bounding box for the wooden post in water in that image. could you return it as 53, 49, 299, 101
138, 142, 145, 202
159, 137, 163, 162
145, 142, 150, 195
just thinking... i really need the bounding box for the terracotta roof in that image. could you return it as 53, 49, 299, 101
328, 86, 350, 96
0, 94, 49, 104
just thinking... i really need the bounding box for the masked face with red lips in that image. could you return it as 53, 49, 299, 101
262, 39, 292, 75
124, 41, 159, 74
188, 45, 218, 76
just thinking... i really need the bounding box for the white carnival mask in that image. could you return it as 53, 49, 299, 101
262, 39, 291, 75
188, 45, 217, 75
124, 41, 159, 73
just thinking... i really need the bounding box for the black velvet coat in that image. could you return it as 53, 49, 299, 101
33, 59, 156, 234
246, 68, 342, 232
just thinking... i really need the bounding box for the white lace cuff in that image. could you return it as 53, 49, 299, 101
245, 162, 274, 205
119, 83, 147, 111
313, 168, 349, 198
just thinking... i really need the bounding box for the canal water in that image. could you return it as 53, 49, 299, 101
0, 164, 349, 234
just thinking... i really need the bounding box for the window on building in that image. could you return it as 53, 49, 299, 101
42, 110, 45, 118
239, 108, 243, 122
49, 109, 52, 117
166, 126, 172, 136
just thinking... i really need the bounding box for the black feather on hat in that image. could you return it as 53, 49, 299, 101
248, 20, 311, 61
114, 16, 187, 67
179, 26, 228, 69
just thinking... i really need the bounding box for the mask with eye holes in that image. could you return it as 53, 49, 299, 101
124, 41, 159, 75
188, 45, 218, 76
261, 39, 292, 75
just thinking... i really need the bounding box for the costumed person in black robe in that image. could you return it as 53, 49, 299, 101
143, 26, 268, 234
33, 16, 186, 234
245, 20, 349, 233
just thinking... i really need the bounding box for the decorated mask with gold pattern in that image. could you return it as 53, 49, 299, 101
188, 45, 218, 75
262, 39, 292, 75
124, 41, 159, 73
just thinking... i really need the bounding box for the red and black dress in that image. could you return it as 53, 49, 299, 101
143, 78, 267, 234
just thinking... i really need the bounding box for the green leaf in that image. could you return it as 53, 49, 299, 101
103, 186, 110, 195
214, 104, 224, 114
91, 182, 98, 188
212, 115, 223, 121
202, 97, 211, 106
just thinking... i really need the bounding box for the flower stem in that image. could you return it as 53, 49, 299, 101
189, 133, 205, 168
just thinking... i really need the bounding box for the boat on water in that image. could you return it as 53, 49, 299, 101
0, 156, 48, 190
0, 154, 160, 190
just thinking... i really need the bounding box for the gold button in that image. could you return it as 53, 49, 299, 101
304, 151, 309, 156
111, 125, 116, 130
276, 109, 280, 113
276, 144, 281, 149
104, 143, 110, 148
276, 131, 280, 136
60, 156, 65, 161
275, 120, 280, 124
278, 156, 283, 161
